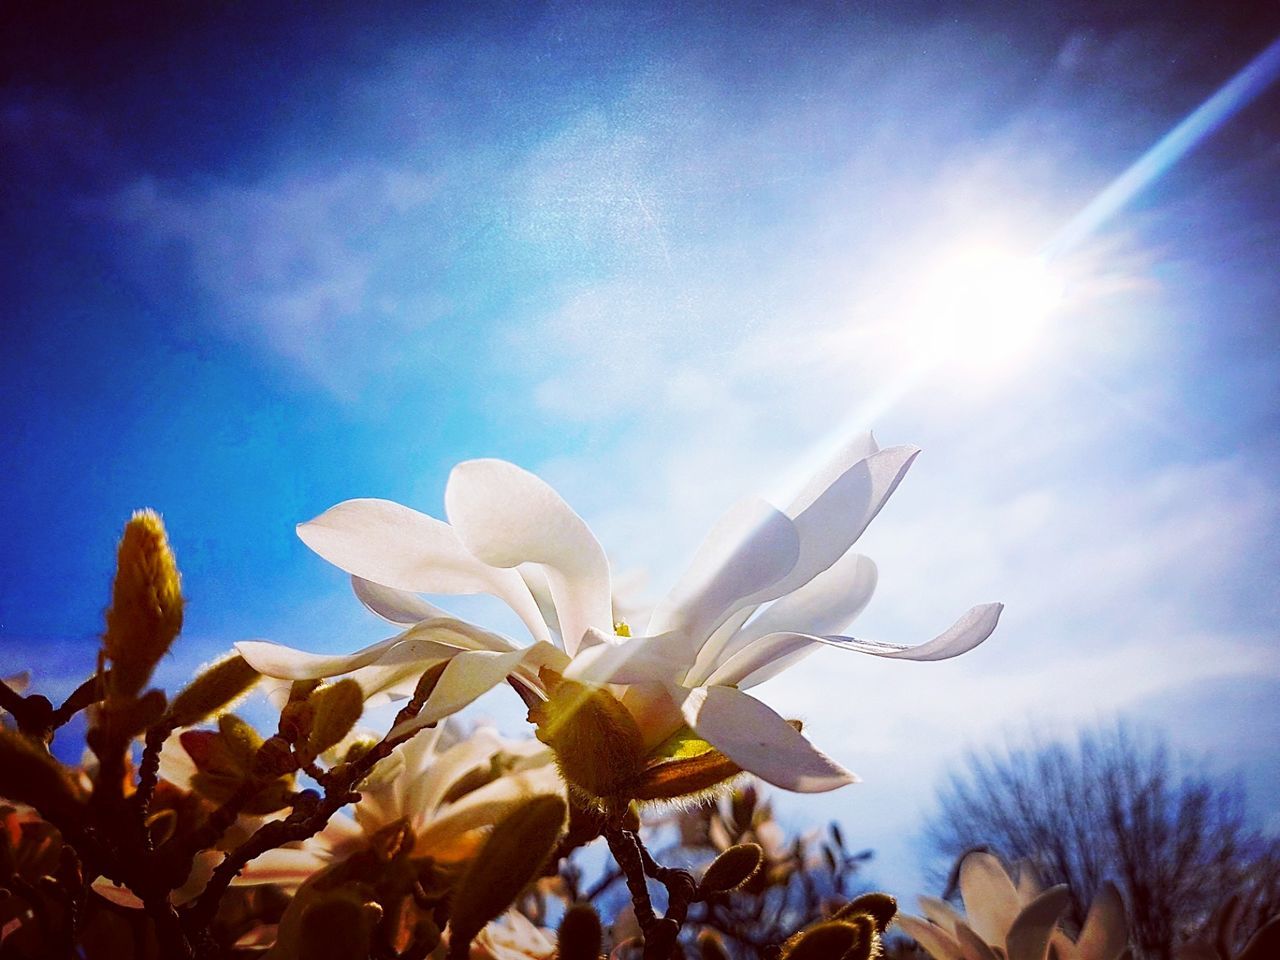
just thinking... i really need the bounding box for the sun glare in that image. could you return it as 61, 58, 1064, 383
905, 243, 1065, 376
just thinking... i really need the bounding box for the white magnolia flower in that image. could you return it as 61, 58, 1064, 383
238, 433, 1001, 793
899, 853, 1128, 960
470, 910, 557, 959
233, 722, 564, 888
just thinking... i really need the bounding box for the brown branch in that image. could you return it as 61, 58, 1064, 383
605, 826, 656, 928
0, 679, 55, 743
180, 667, 444, 944
51, 673, 107, 729
134, 718, 176, 840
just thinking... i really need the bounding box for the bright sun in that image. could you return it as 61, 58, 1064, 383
904, 242, 1065, 376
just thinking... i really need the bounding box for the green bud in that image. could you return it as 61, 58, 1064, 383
0, 729, 85, 824
833, 892, 897, 932
557, 902, 602, 960
530, 679, 645, 800
167, 654, 259, 728
698, 931, 731, 960
218, 713, 264, 772
779, 921, 863, 960
448, 795, 567, 955
102, 510, 184, 700
305, 679, 364, 760
297, 890, 383, 960
699, 843, 764, 896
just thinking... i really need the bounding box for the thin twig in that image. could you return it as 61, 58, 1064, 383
134, 718, 176, 844
605, 826, 656, 928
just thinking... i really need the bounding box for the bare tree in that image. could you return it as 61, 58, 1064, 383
924, 723, 1280, 960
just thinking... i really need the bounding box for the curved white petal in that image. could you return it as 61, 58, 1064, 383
445, 459, 612, 656
519, 565, 563, 642
387, 643, 570, 740
761, 602, 1003, 662
762, 445, 919, 604
959, 852, 1022, 947
690, 552, 878, 686
678, 685, 856, 793
785, 431, 880, 517
157, 732, 197, 790
1077, 881, 1128, 960
1006, 885, 1071, 960
702, 633, 816, 689
415, 764, 565, 854
236, 614, 523, 683
648, 498, 800, 656
236, 634, 402, 680
230, 846, 331, 887
406, 728, 503, 828
919, 895, 965, 936
564, 629, 692, 685
896, 916, 965, 960
298, 498, 550, 644
620, 682, 686, 750
351, 576, 453, 625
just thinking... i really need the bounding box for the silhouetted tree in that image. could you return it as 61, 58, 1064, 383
925, 723, 1280, 960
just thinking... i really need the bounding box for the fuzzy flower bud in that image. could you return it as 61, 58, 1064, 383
102, 510, 183, 699
529, 677, 646, 801
447, 795, 567, 956
700, 843, 764, 895
167, 654, 260, 728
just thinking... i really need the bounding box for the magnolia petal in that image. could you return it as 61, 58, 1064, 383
345, 656, 452, 705
785, 432, 881, 517
621, 682, 687, 751
1005, 885, 1071, 960
415, 764, 565, 854
648, 498, 800, 655
702, 633, 814, 689
691, 552, 878, 686
235, 635, 402, 680
736, 553, 878, 649
1076, 881, 1128, 960
230, 847, 331, 888
760, 445, 919, 604
955, 921, 1002, 960
445, 459, 612, 655
358, 726, 447, 835
959, 852, 1023, 947
519, 565, 563, 641
298, 498, 550, 644
678, 684, 856, 793
157, 732, 197, 790
387, 643, 569, 740
565, 629, 692, 685
918, 895, 965, 936
92, 878, 145, 910
406, 728, 504, 827
896, 916, 965, 960
351, 576, 453, 625
764, 602, 1003, 662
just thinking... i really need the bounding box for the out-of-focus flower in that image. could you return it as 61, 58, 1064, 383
899, 852, 1128, 960
469, 909, 557, 959
233, 722, 563, 888
238, 434, 1001, 793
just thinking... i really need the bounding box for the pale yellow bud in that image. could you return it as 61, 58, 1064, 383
530, 679, 646, 801
447, 795, 567, 955
103, 510, 183, 699
167, 654, 260, 728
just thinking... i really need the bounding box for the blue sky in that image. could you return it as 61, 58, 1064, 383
3, 1, 1279, 900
